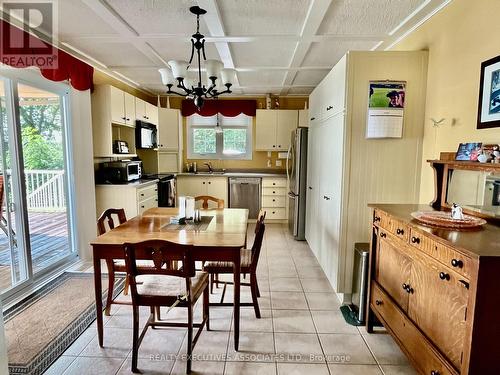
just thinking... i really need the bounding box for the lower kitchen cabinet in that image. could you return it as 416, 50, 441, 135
261, 177, 287, 221
176, 176, 228, 208
368, 204, 500, 375
95, 181, 158, 219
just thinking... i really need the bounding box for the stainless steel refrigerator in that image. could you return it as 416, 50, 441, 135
287, 127, 308, 240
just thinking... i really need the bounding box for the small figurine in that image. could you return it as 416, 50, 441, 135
451, 203, 464, 220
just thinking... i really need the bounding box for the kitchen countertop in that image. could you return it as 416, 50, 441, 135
176, 171, 287, 178
95, 179, 159, 188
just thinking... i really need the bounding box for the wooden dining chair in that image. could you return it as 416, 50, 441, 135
194, 195, 224, 209
124, 240, 210, 374
0, 175, 16, 245
203, 213, 266, 319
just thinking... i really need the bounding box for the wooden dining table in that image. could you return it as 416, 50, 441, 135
90, 207, 249, 351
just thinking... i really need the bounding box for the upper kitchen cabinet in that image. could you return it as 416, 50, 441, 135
135, 97, 158, 126
158, 108, 182, 151
298, 109, 309, 128
92, 84, 139, 157
255, 109, 298, 151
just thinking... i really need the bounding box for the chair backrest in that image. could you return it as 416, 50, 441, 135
195, 195, 224, 209
0, 175, 4, 211
250, 221, 266, 272
97, 208, 127, 235
124, 240, 196, 302
254, 210, 266, 234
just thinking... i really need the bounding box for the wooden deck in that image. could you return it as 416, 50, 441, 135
0, 211, 69, 292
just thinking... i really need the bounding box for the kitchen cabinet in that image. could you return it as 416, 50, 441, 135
304, 51, 428, 297
255, 109, 298, 151
91, 84, 138, 157
95, 181, 158, 219
367, 205, 500, 374
158, 108, 182, 151
298, 109, 309, 128
176, 176, 228, 207
135, 97, 158, 126
261, 177, 287, 221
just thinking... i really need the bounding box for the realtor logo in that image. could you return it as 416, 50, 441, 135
0, 0, 58, 68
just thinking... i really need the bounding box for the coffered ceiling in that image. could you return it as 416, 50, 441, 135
56, 0, 451, 96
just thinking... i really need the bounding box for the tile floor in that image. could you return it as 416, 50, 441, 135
45, 224, 417, 375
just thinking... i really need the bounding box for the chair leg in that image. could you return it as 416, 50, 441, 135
131, 305, 140, 373
104, 260, 115, 316
155, 306, 161, 321
123, 276, 130, 296
215, 273, 219, 288
255, 274, 261, 298
203, 284, 210, 331
210, 273, 214, 294
250, 273, 261, 319
186, 304, 193, 374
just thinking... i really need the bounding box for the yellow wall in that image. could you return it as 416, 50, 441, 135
392, 0, 500, 203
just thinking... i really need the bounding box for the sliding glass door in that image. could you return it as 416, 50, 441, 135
0, 72, 76, 296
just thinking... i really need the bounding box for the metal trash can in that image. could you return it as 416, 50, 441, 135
351, 243, 370, 324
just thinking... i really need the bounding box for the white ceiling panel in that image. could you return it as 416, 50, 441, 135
58, 0, 118, 38
301, 40, 379, 67
293, 70, 330, 86
147, 39, 221, 65
241, 87, 284, 95
288, 87, 314, 95
70, 39, 155, 67
237, 70, 287, 87
231, 41, 296, 67
317, 0, 426, 35
105, 0, 209, 35
218, 0, 311, 35
112, 67, 162, 84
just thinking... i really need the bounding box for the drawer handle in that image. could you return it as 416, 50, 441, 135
402, 283, 413, 294
273, 191, 276, 194
380, 232, 387, 238
272, 211, 276, 214
396, 228, 404, 235
439, 272, 450, 281
272, 199, 275, 202
374, 216, 381, 222
208, 182, 211, 184
323, 195, 330, 200
375, 300, 383, 306
140, 193, 144, 197
430, 371, 440, 375
141, 205, 145, 208
459, 280, 470, 289
451, 258, 463, 268
273, 183, 276, 185
411, 236, 420, 244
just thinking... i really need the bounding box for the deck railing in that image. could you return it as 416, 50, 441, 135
25, 170, 65, 211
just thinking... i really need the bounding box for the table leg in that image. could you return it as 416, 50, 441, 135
93, 250, 104, 347
233, 252, 241, 351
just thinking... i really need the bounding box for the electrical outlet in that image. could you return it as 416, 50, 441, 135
276, 160, 282, 167
267, 159, 272, 168
267, 151, 271, 157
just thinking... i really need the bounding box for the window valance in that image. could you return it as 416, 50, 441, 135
181, 99, 256, 117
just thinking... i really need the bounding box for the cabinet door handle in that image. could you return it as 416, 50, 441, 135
375, 300, 382, 306
310, 117, 315, 121
122, 116, 126, 120
326, 106, 333, 111
459, 280, 470, 289
140, 193, 144, 197
396, 228, 404, 235
380, 232, 387, 238
402, 283, 408, 290
308, 186, 312, 190
273, 145, 276, 148
202, 182, 206, 184
126, 118, 130, 121
278, 145, 281, 148
439, 272, 450, 281
141, 205, 145, 208
374, 216, 381, 222
451, 258, 463, 268
323, 195, 330, 200
411, 236, 420, 244
208, 181, 211, 184
430, 371, 440, 375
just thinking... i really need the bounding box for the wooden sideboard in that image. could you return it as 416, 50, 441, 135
366, 204, 500, 375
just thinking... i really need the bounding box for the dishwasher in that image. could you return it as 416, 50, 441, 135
229, 177, 261, 219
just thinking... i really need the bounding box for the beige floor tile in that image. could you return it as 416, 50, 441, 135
135, 328, 186, 359
180, 330, 229, 359
63, 329, 96, 356
171, 360, 224, 375
227, 331, 275, 362
277, 363, 330, 375
117, 359, 174, 374
305, 292, 341, 310
380, 365, 418, 375
267, 258, 295, 269
272, 309, 316, 333
237, 308, 273, 332
274, 333, 324, 363
300, 278, 333, 292
311, 311, 359, 334
105, 306, 153, 329
44, 355, 76, 375
62, 357, 125, 375
80, 327, 132, 358
271, 291, 308, 310
328, 364, 383, 374
362, 333, 409, 365
269, 277, 302, 292
319, 334, 376, 364
297, 266, 327, 279
225, 361, 277, 375
292, 256, 321, 268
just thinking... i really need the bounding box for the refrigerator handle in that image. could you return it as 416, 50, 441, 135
286, 144, 292, 184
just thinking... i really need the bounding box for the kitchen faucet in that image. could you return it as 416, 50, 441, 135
204, 162, 213, 173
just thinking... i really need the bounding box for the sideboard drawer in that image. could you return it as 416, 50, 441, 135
409, 228, 436, 256
388, 217, 410, 242
436, 243, 474, 280
371, 283, 457, 375
373, 209, 390, 228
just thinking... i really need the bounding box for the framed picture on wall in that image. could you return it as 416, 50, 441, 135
477, 54, 500, 129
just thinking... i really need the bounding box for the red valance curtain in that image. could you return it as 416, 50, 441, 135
0, 20, 94, 91
181, 99, 257, 117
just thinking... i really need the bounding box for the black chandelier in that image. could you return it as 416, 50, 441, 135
158, 6, 236, 109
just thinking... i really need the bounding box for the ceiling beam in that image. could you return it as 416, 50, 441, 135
280, 0, 333, 95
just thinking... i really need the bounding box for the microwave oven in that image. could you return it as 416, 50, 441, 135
135, 120, 157, 149
98, 160, 142, 183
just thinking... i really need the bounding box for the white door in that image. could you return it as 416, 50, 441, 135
123, 92, 136, 126
158, 108, 179, 150
276, 110, 297, 150
109, 86, 125, 124
135, 98, 146, 121
305, 124, 318, 247
146, 102, 158, 126
206, 177, 228, 205
255, 110, 277, 151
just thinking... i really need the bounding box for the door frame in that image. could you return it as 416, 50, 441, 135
0, 68, 78, 301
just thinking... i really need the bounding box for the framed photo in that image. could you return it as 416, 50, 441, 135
456, 143, 482, 161
368, 82, 405, 109
477, 55, 500, 129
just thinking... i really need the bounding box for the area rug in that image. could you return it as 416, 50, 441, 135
3, 272, 125, 375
